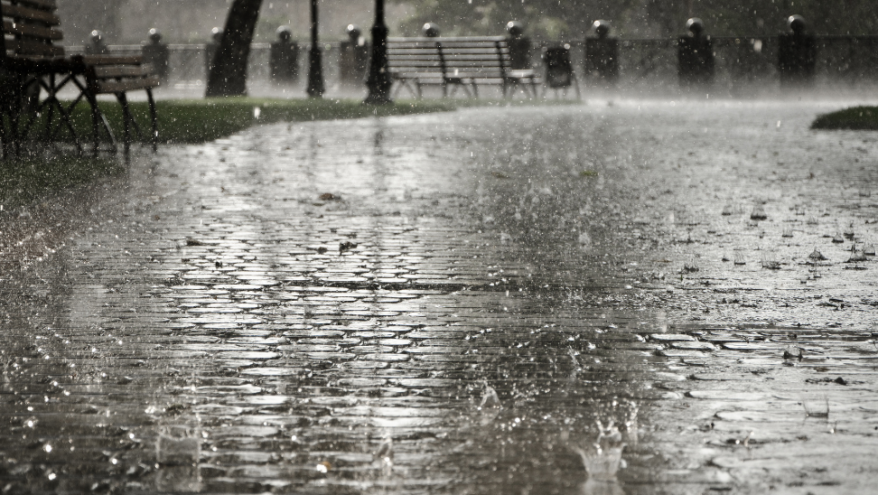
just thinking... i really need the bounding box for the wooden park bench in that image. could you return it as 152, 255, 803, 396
387, 36, 538, 99
0, 0, 159, 158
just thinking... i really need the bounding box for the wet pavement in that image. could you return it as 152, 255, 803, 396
1, 100, 878, 494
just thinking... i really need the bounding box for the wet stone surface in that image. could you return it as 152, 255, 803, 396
1, 101, 878, 494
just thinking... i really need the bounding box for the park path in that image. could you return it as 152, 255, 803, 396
1, 101, 877, 494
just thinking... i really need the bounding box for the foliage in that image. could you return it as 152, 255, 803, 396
811, 106, 878, 130
395, 0, 878, 40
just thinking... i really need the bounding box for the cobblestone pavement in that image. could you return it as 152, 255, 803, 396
1, 101, 878, 494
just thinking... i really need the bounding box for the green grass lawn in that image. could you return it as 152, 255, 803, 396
811, 106, 878, 130
66, 97, 457, 144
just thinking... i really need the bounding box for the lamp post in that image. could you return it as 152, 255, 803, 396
364, 0, 392, 104
306, 0, 324, 97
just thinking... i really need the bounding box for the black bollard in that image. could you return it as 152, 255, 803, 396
422, 23, 440, 38
85, 30, 109, 55
270, 26, 300, 85
778, 15, 816, 88
584, 20, 619, 87
677, 18, 714, 90
205, 27, 222, 82
542, 43, 580, 99
506, 21, 531, 70
142, 29, 170, 84
339, 25, 369, 85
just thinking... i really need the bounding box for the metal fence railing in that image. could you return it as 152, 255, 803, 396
64, 35, 878, 96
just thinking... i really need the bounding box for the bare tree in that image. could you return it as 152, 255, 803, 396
206, 0, 263, 97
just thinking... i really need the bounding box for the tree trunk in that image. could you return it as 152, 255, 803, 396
205, 0, 263, 97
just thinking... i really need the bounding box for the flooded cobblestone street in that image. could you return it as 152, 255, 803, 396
1, 101, 878, 494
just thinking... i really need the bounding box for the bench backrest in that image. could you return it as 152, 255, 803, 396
0, 0, 64, 61
388, 36, 512, 79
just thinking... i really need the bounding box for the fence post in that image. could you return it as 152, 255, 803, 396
543, 43, 575, 94
506, 21, 531, 70
339, 25, 369, 85
677, 18, 714, 90
142, 29, 170, 84
423, 23, 440, 38
85, 30, 109, 55
778, 15, 816, 88
270, 26, 300, 84
585, 20, 618, 87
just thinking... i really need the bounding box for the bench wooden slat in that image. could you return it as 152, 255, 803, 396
2, 3, 61, 25
3, 19, 62, 40
78, 54, 144, 66
15, 0, 57, 10
389, 36, 506, 42
93, 75, 160, 94
92, 64, 153, 79
387, 35, 539, 99
1, 0, 160, 157
8, 38, 64, 56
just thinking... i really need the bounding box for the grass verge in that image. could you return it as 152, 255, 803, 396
60, 97, 456, 144
811, 106, 878, 130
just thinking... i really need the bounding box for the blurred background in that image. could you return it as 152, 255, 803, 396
57, 0, 878, 46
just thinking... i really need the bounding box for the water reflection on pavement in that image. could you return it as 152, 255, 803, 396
1, 101, 877, 494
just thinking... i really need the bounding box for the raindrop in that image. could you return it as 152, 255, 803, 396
761, 256, 780, 270
802, 396, 830, 418
578, 231, 592, 248
750, 205, 767, 221
479, 383, 501, 410
373, 435, 394, 476
572, 420, 626, 482
847, 247, 867, 263
808, 248, 828, 261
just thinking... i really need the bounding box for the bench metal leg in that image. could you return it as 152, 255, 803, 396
32, 75, 87, 155
0, 105, 9, 160
89, 93, 101, 158
0, 80, 13, 159
147, 88, 158, 153
117, 92, 132, 160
